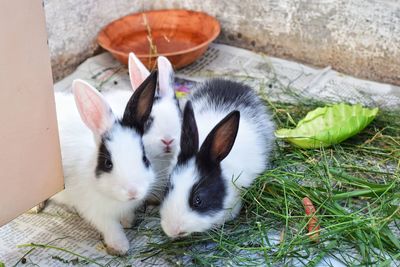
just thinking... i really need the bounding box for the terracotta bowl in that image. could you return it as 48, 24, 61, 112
97, 9, 220, 69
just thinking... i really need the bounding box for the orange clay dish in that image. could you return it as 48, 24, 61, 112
97, 9, 220, 69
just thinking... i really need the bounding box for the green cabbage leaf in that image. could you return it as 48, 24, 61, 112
275, 103, 379, 148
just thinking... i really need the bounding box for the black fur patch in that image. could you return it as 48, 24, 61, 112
190, 79, 263, 120
177, 101, 198, 165
140, 142, 150, 168
191, 79, 255, 107
189, 159, 226, 214
95, 137, 113, 177
121, 70, 157, 134
163, 175, 174, 199
143, 116, 154, 133
153, 95, 161, 103
142, 154, 150, 168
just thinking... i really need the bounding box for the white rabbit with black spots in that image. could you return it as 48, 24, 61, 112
160, 79, 275, 238
52, 71, 158, 255
128, 53, 181, 203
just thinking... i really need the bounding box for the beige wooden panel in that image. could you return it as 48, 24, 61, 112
0, 0, 64, 226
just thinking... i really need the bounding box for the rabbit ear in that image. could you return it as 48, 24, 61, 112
128, 52, 150, 91
157, 56, 175, 98
177, 101, 199, 164
73, 79, 115, 136
122, 70, 157, 134
198, 111, 240, 164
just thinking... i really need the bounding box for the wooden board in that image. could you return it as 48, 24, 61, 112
0, 0, 64, 226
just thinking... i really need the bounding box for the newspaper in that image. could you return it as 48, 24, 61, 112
177, 44, 400, 109
54, 43, 400, 110
1, 43, 399, 267
0, 204, 165, 266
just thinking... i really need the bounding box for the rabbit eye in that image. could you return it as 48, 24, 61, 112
96, 141, 113, 176
193, 195, 202, 208
104, 158, 113, 170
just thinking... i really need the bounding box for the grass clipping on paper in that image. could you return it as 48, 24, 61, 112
16, 101, 400, 266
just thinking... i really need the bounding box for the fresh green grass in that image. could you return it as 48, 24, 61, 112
136, 101, 400, 266
15, 100, 400, 266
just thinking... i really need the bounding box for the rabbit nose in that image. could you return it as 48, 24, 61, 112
127, 189, 137, 200
170, 226, 187, 238
161, 139, 174, 146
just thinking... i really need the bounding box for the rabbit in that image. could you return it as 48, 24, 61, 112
159, 79, 275, 238
51, 71, 158, 255
128, 53, 182, 204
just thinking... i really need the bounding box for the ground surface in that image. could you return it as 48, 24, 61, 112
1, 45, 399, 266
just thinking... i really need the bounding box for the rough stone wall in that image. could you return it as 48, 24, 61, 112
45, 0, 400, 85
44, 0, 142, 81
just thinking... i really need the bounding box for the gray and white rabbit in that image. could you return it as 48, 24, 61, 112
160, 79, 275, 238
128, 53, 181, 203
51, 71, 158, 255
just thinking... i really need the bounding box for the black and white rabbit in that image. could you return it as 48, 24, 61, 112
128, 53, 181, 203
51, 71, 158, 255
160, 79, 275, 238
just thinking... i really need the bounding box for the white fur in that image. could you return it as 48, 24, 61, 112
142, 97, 181, 200
128, 53, 181, 202
52, 83, 155, 255
160, 85, 275, 238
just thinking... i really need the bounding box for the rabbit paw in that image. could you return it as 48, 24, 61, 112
105, 234, 129, 256
121, 213, 135, 229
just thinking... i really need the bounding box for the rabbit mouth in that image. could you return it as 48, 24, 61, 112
164, 147, 172, 153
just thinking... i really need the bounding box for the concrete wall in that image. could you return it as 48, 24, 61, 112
44, 0, 140, 81
45, 0, 400, 85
